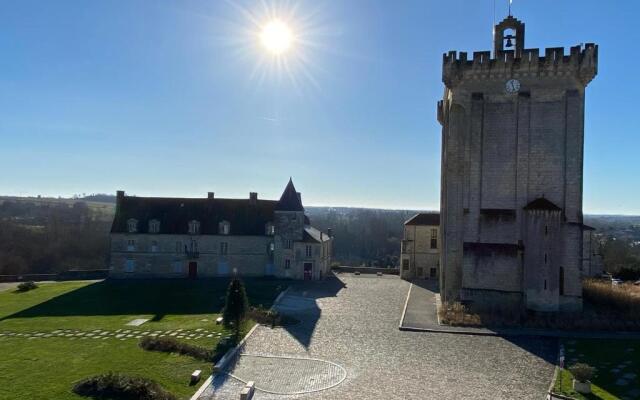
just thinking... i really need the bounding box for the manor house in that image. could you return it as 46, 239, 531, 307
438, 16, 598, 312
109, 179, 332, 280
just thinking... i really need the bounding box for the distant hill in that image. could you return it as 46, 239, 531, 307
81, 194, 117, 203
1, 194, 638, 271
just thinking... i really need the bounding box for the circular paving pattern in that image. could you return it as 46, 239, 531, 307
225, 354, 347, 394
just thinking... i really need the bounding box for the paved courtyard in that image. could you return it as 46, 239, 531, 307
201, 274, 557, 399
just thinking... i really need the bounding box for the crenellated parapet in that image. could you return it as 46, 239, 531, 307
442, 44, 598, 88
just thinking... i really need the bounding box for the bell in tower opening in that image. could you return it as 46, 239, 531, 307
438, 14, 598, 312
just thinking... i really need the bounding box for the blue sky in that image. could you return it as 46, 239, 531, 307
0, 0, 638, 214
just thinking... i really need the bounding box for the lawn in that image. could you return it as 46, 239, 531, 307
553, 339, 640, 400
0, 278, 287, 399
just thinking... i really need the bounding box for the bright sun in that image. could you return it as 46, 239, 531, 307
260, 19, 293, 55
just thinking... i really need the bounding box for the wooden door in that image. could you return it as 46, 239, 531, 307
188, 262, 198, 279
303, 262, 313, 280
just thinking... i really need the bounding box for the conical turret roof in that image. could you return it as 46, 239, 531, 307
275, 178, 304, 211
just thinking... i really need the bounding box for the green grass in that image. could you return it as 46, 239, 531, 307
0, 278, 286, 399
553, 339, 640, 400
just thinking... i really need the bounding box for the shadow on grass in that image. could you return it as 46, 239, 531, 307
0, 278, 289, 322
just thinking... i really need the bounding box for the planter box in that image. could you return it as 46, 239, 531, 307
573, 379, 591, 394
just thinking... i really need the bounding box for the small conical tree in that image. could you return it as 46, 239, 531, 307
222, 278, 248, 338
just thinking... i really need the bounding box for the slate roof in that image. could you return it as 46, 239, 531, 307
111, 196, 277, 235
111, 179, 311, 235
303, 226, 331, 243
275, 178, 304, 212
523, 198, 562, 211
405, 213, 440, 226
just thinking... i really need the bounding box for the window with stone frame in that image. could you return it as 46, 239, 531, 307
305, 245, 312, 257
151, 241, 159, 252
188, 220, 201, 235
402, 259, 410, 270
219, 220, 230, 235
265, 222, 275, 236
430, 228, 438, 249
125, 259, 136, 272
284, 239, 292, 249
127, 218, 138, 233
148, 219, 160, 233
172, 261, 182, 273
126, 239, 136, 252
284, 259, 291, 269
220, 242, 228, 255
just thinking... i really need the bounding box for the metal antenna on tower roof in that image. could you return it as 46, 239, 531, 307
509, 0, 513, 17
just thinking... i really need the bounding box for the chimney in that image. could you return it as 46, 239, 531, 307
207, 192, 215, 199
327, 228, 333, 237
115, 190, 125, 214
249, 192, 258, 204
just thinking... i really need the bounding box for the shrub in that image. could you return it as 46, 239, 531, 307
613, 267, 640, 281
16, 281, 38, 292
438, 302, 482, 327
583, 278, 640, 319
223, 279, 248, 335
247, 306, 299, 327
569, 363, 596, 382
139, 337, 214, 362
72, 372, 176, 400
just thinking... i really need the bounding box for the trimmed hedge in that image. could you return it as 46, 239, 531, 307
139, 336, 214, 362
16, 281, 38, 292
248, 306, 299, 327
72, 372, 176, 400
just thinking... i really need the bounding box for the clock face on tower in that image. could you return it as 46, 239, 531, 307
505, 79, 521, 94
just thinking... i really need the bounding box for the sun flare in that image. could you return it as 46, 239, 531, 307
260, 19, 293, 55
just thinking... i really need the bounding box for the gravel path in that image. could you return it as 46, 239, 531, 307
203, 274, 556, 399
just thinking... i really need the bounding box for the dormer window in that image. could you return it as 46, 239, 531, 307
265, 222, 275, 236
188, 220, 200, 235
219, 221, 230, 235
148, 219, 160, 233
127, 219, 138, 233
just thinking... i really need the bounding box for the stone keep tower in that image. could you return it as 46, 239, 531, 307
438, 16, 597, 312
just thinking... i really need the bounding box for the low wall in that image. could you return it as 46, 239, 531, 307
332, 266, 399, 275
0, 269, 109, 283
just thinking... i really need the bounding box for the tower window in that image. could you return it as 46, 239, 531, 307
265, 222, 275, 236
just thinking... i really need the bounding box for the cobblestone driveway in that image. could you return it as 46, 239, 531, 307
204, 274, 556, 399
